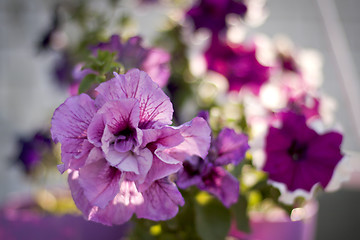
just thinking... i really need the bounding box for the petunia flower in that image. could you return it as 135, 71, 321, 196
177, 127, 249, 207
258, 110, 344, 203
205, 37, 270, 94
91, 35, 171, 88
186, 0, 247, 34
51, 69, 211, 225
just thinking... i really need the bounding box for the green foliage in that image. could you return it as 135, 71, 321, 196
83, 50, 123, 75
78, 74, 99, 94
78, 50, 124, 94
194, 195, 231, 240
231, 195, 250, 233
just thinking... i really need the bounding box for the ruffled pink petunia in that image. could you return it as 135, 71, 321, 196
51, 69, 211, 225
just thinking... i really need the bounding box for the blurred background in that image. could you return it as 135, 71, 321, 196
0, 0, 359, 239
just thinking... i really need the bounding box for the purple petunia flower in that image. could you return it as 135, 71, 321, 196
262, 111, 343, 195
16, 132, 52, 173
186, 0, 247, 34
51, 69, 211, 225
91, 35, 171, 88
205, 37, 270, 94
177, 127, 249, 207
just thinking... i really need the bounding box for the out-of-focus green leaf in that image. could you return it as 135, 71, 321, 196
78, 73, 98, 94
231, 195, 251, 233
194, 197, 231, 240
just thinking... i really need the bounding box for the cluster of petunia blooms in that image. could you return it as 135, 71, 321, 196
49, 0, 348, 230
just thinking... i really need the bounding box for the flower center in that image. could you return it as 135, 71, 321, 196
114, 128, 137, 152
287, 140, 307, 161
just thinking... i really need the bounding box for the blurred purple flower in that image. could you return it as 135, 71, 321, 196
91, 35, 171, 87
186, 0, 247, 34
51, 69, 211, 225
16, 132, 52, 173
205, 37, 270, 94
287, 94, 321, 121
263, 111, 343, 192
177, 128, 249, 207
54, 52, 74, 87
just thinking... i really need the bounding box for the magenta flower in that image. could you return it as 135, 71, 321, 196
262, 111, 343, 193
51, 69, 211, 225
186, 0, 247, 34
177, 128, 249, 207
205, 37, 270, 94
92, 35, 170, 87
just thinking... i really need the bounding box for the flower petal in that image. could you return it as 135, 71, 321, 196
141, 127, 184, 149
51, 94, 97, 171
87, 113, 105, 147
95, 69, 173, 128
105, 147, 153, 182
89, 180, 144, 225
68, 171, 95, 218
166, 117, 211, 161
142, 48, 170, 88
69, 170, 144, 226
176, 156, 205, 189
307, 132, 343, 167
200, 166, 240, 207
136, 178, 184, 221
214, 128, 249, 166
78, 159, 122, 208
97, 99, 140, 135
138, 155, 182, 191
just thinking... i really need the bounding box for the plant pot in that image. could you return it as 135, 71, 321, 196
0, 192, 130, 240
229, 201, 318, 240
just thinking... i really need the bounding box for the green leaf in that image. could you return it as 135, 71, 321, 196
231, 195, 251, 233
78, 73, 98, 94
194, 197, 231, 240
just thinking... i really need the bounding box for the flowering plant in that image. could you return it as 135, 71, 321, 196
11, 0, 351, 239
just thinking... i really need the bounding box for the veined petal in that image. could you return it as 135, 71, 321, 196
69, 170, 144, 226
95, 69, 173, 128
78, 159, 122, 208
138, 155, 182, 191
141, 127, 184, 148
106, 151, 140, 174
105, 148, 153, 182
87, 114, 105, 147
68, 171, 97, 220
97, 99, 140, 135
142, 126, 184, 165
136, 178, 184, 221
89, 180, 144, 226
51, 94, 97, 171
166, 117, 211, 161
